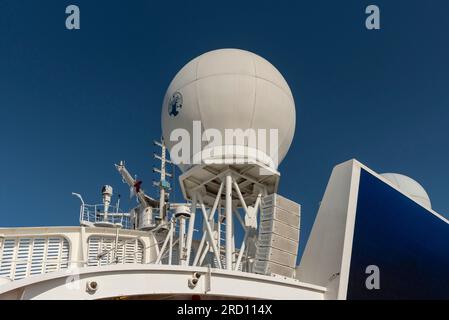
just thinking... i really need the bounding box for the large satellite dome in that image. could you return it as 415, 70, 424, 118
381, 173, 432, 209
161, 48, 296, 172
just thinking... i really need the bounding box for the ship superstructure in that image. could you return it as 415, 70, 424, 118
1, 49, 448, 300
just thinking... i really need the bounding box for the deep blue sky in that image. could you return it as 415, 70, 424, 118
1, 0, 448, 258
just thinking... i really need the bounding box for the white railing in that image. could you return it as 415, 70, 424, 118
80, 204, 133, 229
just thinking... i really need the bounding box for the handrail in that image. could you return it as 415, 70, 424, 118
78, 203, 133, 229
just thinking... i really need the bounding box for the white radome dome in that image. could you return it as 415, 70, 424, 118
161, 48, 296, 172
381, 173, 432, 209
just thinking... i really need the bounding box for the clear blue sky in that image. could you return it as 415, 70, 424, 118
1, 0, 448, 258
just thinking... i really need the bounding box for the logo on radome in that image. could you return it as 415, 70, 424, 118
168, 92, 183, 117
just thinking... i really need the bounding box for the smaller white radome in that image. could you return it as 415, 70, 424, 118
381, 173, 432, 209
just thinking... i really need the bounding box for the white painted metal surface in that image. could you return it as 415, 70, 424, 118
2, 47, 445, 301
0, 226, 159, 271
161, 48, 296, 172
0, 264, 326, 300
297, 159, 361, 300
0, 236, 69, 280
297, 159, 448, 300
1, 159, 445, 300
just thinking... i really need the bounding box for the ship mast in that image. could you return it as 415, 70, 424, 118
153, 138, 172, 223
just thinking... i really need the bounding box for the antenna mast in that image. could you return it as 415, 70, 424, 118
153, 138, 172, 222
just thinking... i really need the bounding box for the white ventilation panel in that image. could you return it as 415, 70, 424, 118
0, 236, 70, 281
254, 194, 300, 278
87, 236, 144, 266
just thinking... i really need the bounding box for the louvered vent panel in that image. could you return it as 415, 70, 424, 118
45, 238, 61, 273
15, 239, 31, 279
136, 241, 144, 263
0, 239, 16, 279
0, 237, 70, 280
99, 238, 113, 266
87, 236, 144, 267
60, 239, 70, 269
124, 240, 136, 264
30, 238, 45, 275
87, 236, 100, 266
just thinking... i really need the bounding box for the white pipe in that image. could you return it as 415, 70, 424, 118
168, 220, 174, 265
155, 222, 173, 264
158, 142, 167, 221
198, 242, 210, 266
185, 193, 197, 265
235, 230, 249, 271
234, 209, 246, 230
232, 208, 247, 270
217, 200, 222, 250
179, 217, 186, 265
232, 179, 248, 213
72, 193, 85, 206
232, 215, 236, 269
209, 182, 224, 220
206, 183, 223, 253
254, 192, 262, 211
198, 194, 222, 269
72, 193, 85, 224
192, 233, 207, 266
244, 239, 250, 272
113, 227, 120, 263
225, 174, 233, 270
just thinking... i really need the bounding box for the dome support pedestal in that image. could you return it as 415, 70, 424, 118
177, 162, 279, 271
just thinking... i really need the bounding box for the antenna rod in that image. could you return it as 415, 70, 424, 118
153, 139, 171, 222
159, 140, 167, 221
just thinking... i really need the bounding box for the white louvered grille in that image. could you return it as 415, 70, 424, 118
87, 236, 144, 266
0, 239, 15, 279
30, 238, 45, 276
15, 238, 31, 279
0, 237, 70, 280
